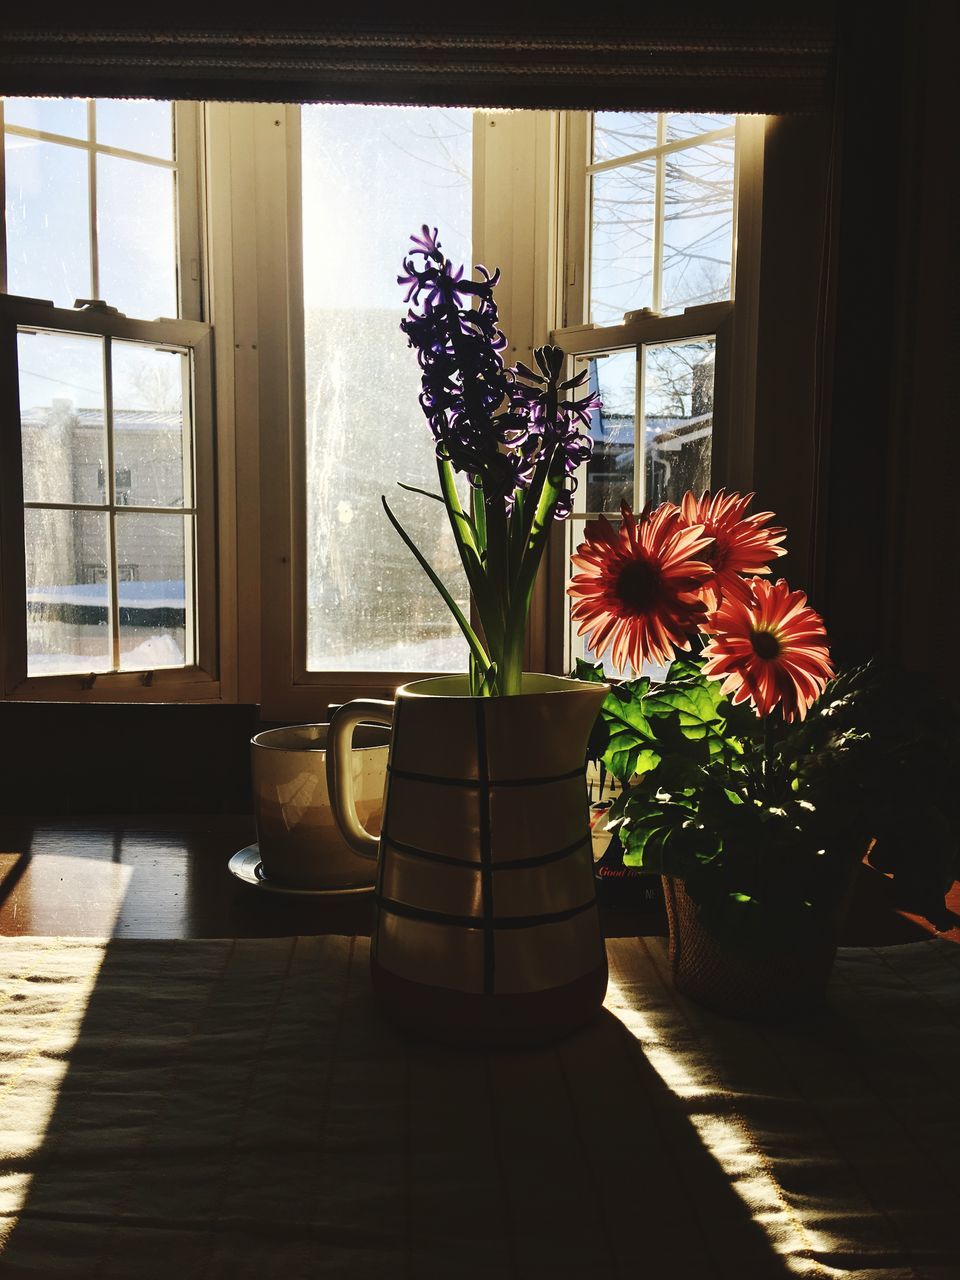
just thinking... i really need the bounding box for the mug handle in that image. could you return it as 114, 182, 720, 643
326, 699, 394, 861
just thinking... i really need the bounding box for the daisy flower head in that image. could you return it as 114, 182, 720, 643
568, 500, 714, 672
701, 577, 834, 722
678, 489, 786, 609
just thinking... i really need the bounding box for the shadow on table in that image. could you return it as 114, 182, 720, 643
0, 934, 814, 1280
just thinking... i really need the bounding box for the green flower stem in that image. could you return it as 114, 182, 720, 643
437, 456, 501, 656
474, 485, 487, 553
483, 485, 511, 628
498, 444, 564, 697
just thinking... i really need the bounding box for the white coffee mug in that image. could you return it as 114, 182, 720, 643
250, 723, 388, 889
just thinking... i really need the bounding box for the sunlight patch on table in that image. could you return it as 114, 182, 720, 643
0, 933, 115, 1239
605, 969, 845, 1279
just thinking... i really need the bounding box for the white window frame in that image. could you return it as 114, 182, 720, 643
0, 100, 230, 702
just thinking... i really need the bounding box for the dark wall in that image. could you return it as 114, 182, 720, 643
821, 1, 959, 667
0, 703, 258, 815
752, 112, 832, 598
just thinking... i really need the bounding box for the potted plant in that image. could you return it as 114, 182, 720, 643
326, 228, 609, 1045
568, 491, 957, 1018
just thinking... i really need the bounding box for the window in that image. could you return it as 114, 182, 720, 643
299, 105, 473, 676
0, 99, 217, 700
550, 112, 763, 675
0, 99, 765, 710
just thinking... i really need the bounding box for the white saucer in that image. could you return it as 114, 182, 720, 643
228, 845, 375, 897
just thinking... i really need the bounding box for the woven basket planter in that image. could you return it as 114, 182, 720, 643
662, 875, 845, 1020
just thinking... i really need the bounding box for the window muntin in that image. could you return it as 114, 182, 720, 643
300, 104, 472, 674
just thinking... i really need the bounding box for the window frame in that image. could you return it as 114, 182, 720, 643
0, 99, 229, 702
0, 297, 219, 700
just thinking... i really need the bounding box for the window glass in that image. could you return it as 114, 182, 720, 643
5, 138, 90, 307
592, 112, 658, 162
580, 351, 635, 514
3, 97, 87, 139
19, 330, 106, 504
661, 137, 735, 314
25, 507, 113, 676
644, 337, 715, 507
98, 155, 177, 318
112, 342, 188, 509
116, 513, 191, 669
589, 161, 656, 325
301, 105, 472, 672
666, 112, 735, 142
95, 99, 173, 159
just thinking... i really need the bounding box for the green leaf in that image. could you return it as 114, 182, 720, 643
645, 681, 725, 740
633, 748, 662, 777
381, 495, 492, 677
601, 684, 657, 783
574, 658, 607, 685
397, 481, 444, 504
620, 822, 672, 871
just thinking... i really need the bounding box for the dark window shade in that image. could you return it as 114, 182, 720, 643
0, 13, 835, 113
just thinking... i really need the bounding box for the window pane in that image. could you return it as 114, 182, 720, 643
644, 338, 715, 508
115, 513, 191, 670
95, 99, 173, 159
592, 112, 657, 163
581, 351, 635, 513
5, 138, 90, 307
98, 155, 177, 318
19, 330, 106, 505
661, 138, 735, 314
112, 342, 188, 508
302, 105, 472, 672
25, 507, 112, 676
589, 161, 655, 325
4, 97, 87, 140
666, 113, 735, 143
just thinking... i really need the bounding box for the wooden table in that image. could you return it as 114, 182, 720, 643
0, 815, 940, 945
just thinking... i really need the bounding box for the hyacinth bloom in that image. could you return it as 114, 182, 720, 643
678, 489, 786, 609
568, 501, 714, 670
701, 577, 834, 721
392, 227, 600, 696
397, 227, 597, 512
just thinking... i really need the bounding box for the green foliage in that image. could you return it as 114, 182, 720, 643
582, 654, 960, 948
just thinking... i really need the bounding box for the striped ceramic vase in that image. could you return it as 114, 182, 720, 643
327, 673, 609, 1047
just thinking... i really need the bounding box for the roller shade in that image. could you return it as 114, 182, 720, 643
0, 12, 836, 113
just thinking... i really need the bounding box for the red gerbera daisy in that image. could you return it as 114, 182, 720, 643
568, 501, 714, 671
701, 577, 834, 722
678, 489, 786, 609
